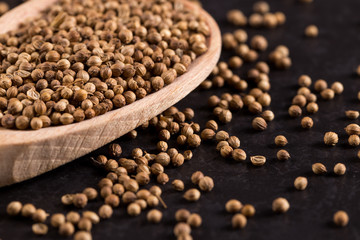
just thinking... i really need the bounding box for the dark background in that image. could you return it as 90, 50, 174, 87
1, 0, 360, 239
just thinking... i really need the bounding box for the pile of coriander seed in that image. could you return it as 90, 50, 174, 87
5, 0, 356, 239
0, 0, 209, 130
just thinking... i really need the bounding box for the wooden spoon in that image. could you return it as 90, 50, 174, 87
0, 0, 221, 186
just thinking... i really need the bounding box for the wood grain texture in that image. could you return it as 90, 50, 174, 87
0, 0, 221, 186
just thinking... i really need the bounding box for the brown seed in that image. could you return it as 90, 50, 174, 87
261, 110, 275, 121
305, 25, 318, 38
32, 223, 48, 235
348, 135, 360, 147
333, 211, 349, 227
61, 194, 74, 205
250, 155, 266, 166
232, 214, 247, 229
334, 163, 346, 176
288, 105, 302, 117
50, 213, 66, 228
298, 75, 312, 87
191, 171, 204, 185
345, 110, 359, 120
187, 213, 202, 228
331, 82, 344, 94
225, 199, 242, 213
324, 132, 338, 146
320, 89, 335, 100
82, 211, 100, 224
66, 211, 80, 225
294, 177, 308, 190
275, 135, 288, 147
252, 117, 267, 131
314, 79, 328, 92
272, 197, 290, 213
32, 209, 48, 223
172, 179, 185, 191
232, 149, 247, 161
277, 150, 290, 161
73, 193, 88, 208
147, 209, 162, 223
127, 203, 141, 216
345, 124, 360, 135
6, 201, 22, 216
241, 204, 256, 217
220, 146, 233, 158
82, 188, 98, 200
198, 176, 214, 192
78, 218, 92, 231
183, 189, 201, 202
187, 134, 201, 147
98, 204, 113, 219
173, 222, 192, 237
21, 203, 36, 218
200, 128, 215, 140
312, 163, 327, 174
59, 222, 75, 237
74, 231, 92, 240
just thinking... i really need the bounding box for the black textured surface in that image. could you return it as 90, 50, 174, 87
1, 0, 360, 239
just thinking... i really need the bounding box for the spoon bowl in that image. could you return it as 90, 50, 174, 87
0, 0, 221, 187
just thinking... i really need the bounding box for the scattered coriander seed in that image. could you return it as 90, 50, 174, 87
216, 131, 230, 142
198, 176, 214, 192
301, 117, 314, 129
277, 150, 290, 161
74, 231, 92, 240
261, 110, 275, 121
6, 201, 22, 216
187, 134, 201, 147
183, 189, 201, 202
175, 209, 191, 222
312, 163, 327, 174
98, 205, 113, 219
105, 194, 120, 208
241, 204, 256, 217
225, 199, 243, 213
66, 211, 81, 225
77, 218, 92, 232
50, 213, 66, 228
32, 223, 48, 235
174, 222, 192, 237
334, 163, 346, 176
228, 136, 240, 148
275, 135, 288, 147
345, 110, 359, 120
147, 195, 160, 208
73, 193, 88, 208
127, 203, 141, 216
348, 135, 360, 147
205, 120, 218, 131
82, 188, 98, 200
333, 211, 349, 227
172, 179, 185, 191
32, 209, 48, 223
109, 143, 122, 157
59, 222, 75, 237
220, 146, 234, 158
314, 79, 328, 92
187, 213, 202, 228
82, 211, 100, 225
250, 155, 266, 166
288, 105, 302, 117
320, 89, 335, 100
232, 214, 247, 229
345, 123, 360, 135
252, 117, 267, 131
272, 197, 290, 213
294, 177, 308, 190
232, 149, 247, 161
305, 24, 319, 38
61, 194, 74, 205
324, 132, 338, 146
191, 171, 204, 185
298, 75, 312, 87
200, 128, 216, 140
331, 82, 344, 94
147, 209, 163, 223
21, 203, 36, 218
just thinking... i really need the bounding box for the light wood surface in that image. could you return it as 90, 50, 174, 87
0, 0, 221, 186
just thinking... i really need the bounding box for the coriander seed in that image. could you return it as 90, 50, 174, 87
333, 211, 349, 227
74, 231, 92, 240
324, 132, 338, 146
21, 203, 36, 218
305, 25, 318, 38
312, 163, 327, 174
174, 223, 192, 237
51, 213, 66, 228
334, 163, 346, 176
232, 149, 247, 161
252, 117, 267, 131
294, 177, 308, 190
98, 205, 113, 219
345, 123, 360, 135
232, 214, 247, 229
261, 110, 275, 121
183, 189, 201, 202
6, 201, 22, 216
172, 179, 185, 191
241, 204, 256, 217
345, 110, 359, 120
175, 209, 191, 222
198, 176, 214, 192
147, 209, 162, 223
348, 135, 360, 147
277, 150, 290, 161
66, 211, 80, 225
220, 146, 234, 158
275, 135, 288, 147
191, 171, 204, 185
32, 223, 48, 235
187, 214, 202, 228
288, 105, 302, 117
73, 193, 88, 208
225, 199, 243, 213
250, 155, 266, 166
301, 117, 314, 129
127, 203, 141, 216
272, 197, 290, 213
32, 209, 48, 223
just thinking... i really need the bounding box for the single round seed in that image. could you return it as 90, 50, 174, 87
198, 176, 214, 192
345, 123, 360, 135
272, 197, 290, 213
301, 117, 314, 129
187, 213, 202, 228
331, 82, 344, 94
74, 231, 92, 240
78, 218, 92, 231
73, 193, 88, 208
6, 201, 22, 216
277, 150, 290, 161
312, 163, 327, 174
183, 189, 201, 202
294, 177, 308, 190
305, 25, 318, 38
225, 199, 243, 213
172, 179, 185, 191
66, 211, 80, 225
175, 209, 191, 222
348, 135, 360, 147
59, 222, 75, 237
241, 204, 256, 217
32, 223, 48, 235
320, 89, 335, 100
232, 149, 247, 161
232, 214, 247, 229
250, 155, 266, 166
298, 75, 312, 87
51, 213, 66, 228
127, 203, 141, 216
324, 132, 338, 146
345, 110, 359, 120
274, 135, 288, 147
252, 117, 267, 131
98, 204, 113, 219
191, 171, 204, 185
147, 209, 162, 223
288, 105, 302, 117
334, 163, 346, 176
174, 223, 191, 237
32, 209, 48, 223
333, 211, 349, 227
21, 203, 36, 218
261, 110, 275, 121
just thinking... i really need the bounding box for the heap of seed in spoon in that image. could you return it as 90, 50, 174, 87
5, 0, 356, 239
0, 0, 209, 130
